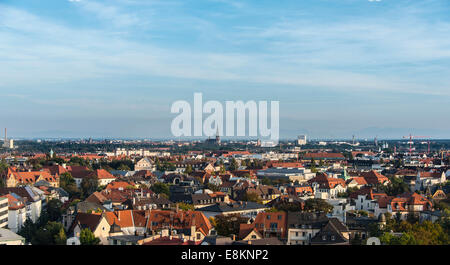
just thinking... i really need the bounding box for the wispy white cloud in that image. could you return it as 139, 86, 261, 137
1, 3, 449, 97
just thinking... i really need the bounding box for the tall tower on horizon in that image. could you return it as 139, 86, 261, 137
2, 128, 13, 149
215, 127, 221, 145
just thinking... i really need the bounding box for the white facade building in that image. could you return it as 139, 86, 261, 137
297, 135, 307, 145
0, 197, 8, 229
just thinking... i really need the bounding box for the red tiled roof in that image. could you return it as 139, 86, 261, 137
105, 210, 135, 228
304, 153, 345, 159
419, 171, 442, 178
106, 181, 135, 190
350, 177, 368, 185
95, 169, 116, 180
360, 170, 389, 185
1, 194, 25, 210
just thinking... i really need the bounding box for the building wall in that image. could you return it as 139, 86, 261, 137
29, 200, 42, 223
0, 197, 8, 229
99, 178, 116, 186
8, 208, 26, 233
287, 228, 320, 245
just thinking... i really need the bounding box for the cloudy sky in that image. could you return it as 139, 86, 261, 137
0, 0, 449, 139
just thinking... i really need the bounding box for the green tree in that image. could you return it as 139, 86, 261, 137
55, 228, 67, 245
310, 158, 317, 173
207, 183, 221, 192
150, 182, 170, 197
228, 158, 239, 171
382, 176, 409, 196
177, 202, 195, 211
117, 164, 130, 171
184, 164, 193, 175
270, 201, 303, 212
60, 172, 79, 198
80, 174, 99, 199
215, 214, 248, 237
319, 159, 324, 167
31, 222, 65, 245
261, 177, 272, 185
69, 157, 89, 167
46, 199, 63, 222
18, 218, 37, 243
80, 228, 101, 245
304, 198, 333, 213
242, 192, 262, 204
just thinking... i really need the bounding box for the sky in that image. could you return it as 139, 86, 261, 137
0, 0, 449, 140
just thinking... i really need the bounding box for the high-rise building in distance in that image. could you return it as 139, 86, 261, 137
297, 135, 307, 145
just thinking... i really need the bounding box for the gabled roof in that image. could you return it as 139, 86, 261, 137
86, 191, 108, 204
418, 171, 443, 179
310, 219, 349, 245
0, 187, 40, 202
349, 177, 368, 186
69, 212, 105, 234
93, 169, 116, 180
0, 193, 25, 210
287, 212, 329, 229
104, 210, 135, 228
360, 170, 389, 185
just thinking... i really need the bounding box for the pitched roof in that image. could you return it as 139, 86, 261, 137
70, 212, 104, 233
304, 153, 345, 159
94, 169, 116, 180
360, 170, 389, 185
42, 165, 68, 175
287, 212, 329, 229
310, 219, 349, 245
104, 210, 135, 228
86, 191, 108, 204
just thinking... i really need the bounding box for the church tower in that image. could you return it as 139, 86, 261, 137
215, 127, 221, 145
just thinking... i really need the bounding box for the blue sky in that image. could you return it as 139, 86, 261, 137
0, 0, 449, 139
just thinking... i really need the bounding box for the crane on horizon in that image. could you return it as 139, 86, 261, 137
402, 134, 430, 156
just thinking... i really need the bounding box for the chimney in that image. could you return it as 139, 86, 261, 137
190, 225, 196, 239
4, 128, 6, 142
